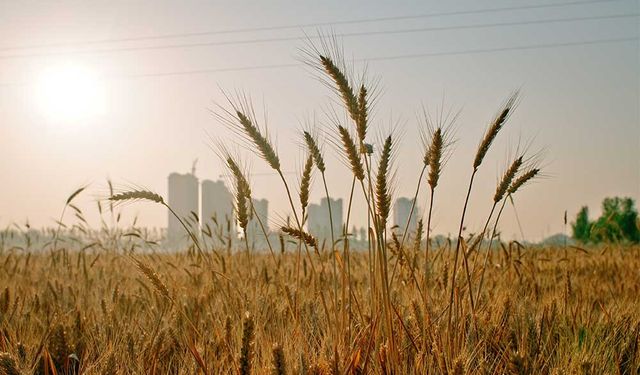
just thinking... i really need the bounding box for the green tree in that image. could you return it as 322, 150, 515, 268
571, 206, 592, 243
574, 197, 639, 244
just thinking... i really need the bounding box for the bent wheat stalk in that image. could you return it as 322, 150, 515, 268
476, 168, 540, 300
109, 190, 206, 258
447, 92, 518, 331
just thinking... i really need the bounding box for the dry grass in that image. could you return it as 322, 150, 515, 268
0, 242, 638, 373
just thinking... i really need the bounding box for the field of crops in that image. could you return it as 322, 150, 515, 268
0, 242, 638, 374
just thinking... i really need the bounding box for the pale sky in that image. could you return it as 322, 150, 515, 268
0, 0, 638, 241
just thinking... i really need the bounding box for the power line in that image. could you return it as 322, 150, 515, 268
1, 36, 635, 88
0, 0, 624, 53
128, 36, 639, 78
121, 37, 640, 78
1, 13, 635, 60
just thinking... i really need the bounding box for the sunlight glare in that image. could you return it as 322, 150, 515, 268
35, 63, 106, 123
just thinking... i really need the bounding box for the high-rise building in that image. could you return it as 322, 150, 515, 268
394, 197, 418, 233
201, 179, 234, 238
247, 198, 269, 247
167, 172, 199, 242
308, 197, 343, 248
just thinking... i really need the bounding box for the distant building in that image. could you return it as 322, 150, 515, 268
247, 198, 269, 248
167, 172, 199, 242
201, 179, 233, 236
308, 197, 343, 248
394, 197, 418, 233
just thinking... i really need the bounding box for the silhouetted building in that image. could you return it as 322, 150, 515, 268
394, 197, 418, 233
167, 172, 198, 242
308, 197, 343, 248
201, 179, 233, 236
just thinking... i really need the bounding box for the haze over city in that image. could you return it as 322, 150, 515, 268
0, 0, 637, 241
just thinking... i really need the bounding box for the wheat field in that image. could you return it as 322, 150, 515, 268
0, 243, 638, 374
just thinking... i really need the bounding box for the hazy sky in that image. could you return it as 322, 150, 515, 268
0, 0, 638, 241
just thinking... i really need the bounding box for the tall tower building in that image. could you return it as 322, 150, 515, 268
308, 197, 343, 248
394, 197, 418, 233
167, 172, 199, 243
201, 179, 233, 236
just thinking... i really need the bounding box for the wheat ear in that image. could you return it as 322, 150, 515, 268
338, 126, 365, 181
300, 155, 313, 213
473, 92, 518, 170
319, 55, 359, 123
375, 135, 393, 230
235, 110, 280, 171
303, 131, 326, 173
281, 226, 319, 251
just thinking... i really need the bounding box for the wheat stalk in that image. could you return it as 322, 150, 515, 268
299, 155, 314, 213
470, 154, 525, 277
508, 168, 540, 195
132, 257, 171, 301
375, 135, 393, 231
303, 131, 326, 173
494, 156, 523, 203
239, 312, 255, 375
338, 125, 365, 181
110, 189, 205, 257
226, 156, 252, 234
356, 84, 368, 145
473, 92, 518, 170
428, 128, 444, 190
110, 190, 164, 204
448, 93, 518, 331
319, 55, 359, 124
281, 226, 318, 251
476, 167, 541, 299
235, 110, 281, 171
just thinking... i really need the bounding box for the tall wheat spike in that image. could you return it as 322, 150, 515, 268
303, 131, 326, 173
356, 84, 368, 145
319, 55, 359, 124
226, 156, 251, 234
300, 155, 314, 213
473, 93, 518, 170
235, 110, 281, 171
508, 168, 540, 195
375, 135, 393, 230
494, 156, 524, 204
428, 128, 444, 190
338, 126, 365, 181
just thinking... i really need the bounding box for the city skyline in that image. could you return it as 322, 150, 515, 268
164, 169, 426, 247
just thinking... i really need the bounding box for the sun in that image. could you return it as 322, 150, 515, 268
35, 62, 106, 123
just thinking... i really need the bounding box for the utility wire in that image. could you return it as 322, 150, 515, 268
0, 13, 635, 60
0, 36, 635, 88
0, 0, 624, 52
124, 37, 640, 77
